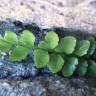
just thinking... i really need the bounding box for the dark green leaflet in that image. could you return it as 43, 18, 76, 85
62, 57, 78, 77
75, 40, 90, 56
87, 60, 96, 78
87, 37, 96, 56
76, 60, 88, 76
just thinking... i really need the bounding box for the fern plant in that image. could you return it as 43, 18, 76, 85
0, 30, 96, 78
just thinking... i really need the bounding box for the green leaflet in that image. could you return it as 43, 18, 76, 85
87, 60, 96, 78
0, 31, 18, 52
9, 45, 29, 61
34, 49, 49, 68
0, 50, 2, 57
38, 32, 59, 50
62, 57, 78, 77
19, 30, 35, 48
77, 60, 88, 76
4, 31, 18, 44
47, 54, 64, 73
75, 40, 90, 56
87, 37, 96, 56
55, 36, 76, 54
38, 41, 48, 49
0, 35, 12, 52
93, 51, 96, 59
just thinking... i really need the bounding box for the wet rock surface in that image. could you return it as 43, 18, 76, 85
0, 60, 39, 79
0, 20, 96, 96
0, 76, 96, 96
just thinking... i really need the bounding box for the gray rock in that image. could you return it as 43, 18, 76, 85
0, 0, 96, 34
0, 79, 46, 96
0, 60, 39, 79
0, 76, 96, 96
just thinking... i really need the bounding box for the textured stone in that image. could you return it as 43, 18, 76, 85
0, 60, 39, 79
0, 76, 96, 96
0, 0, 96, 33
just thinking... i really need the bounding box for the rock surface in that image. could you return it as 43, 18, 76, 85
0, 0, 96, 33
0, 19, 95, 96
0, 76, 96, 96
0, 20, 95, 96
0, 0, 96, 96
